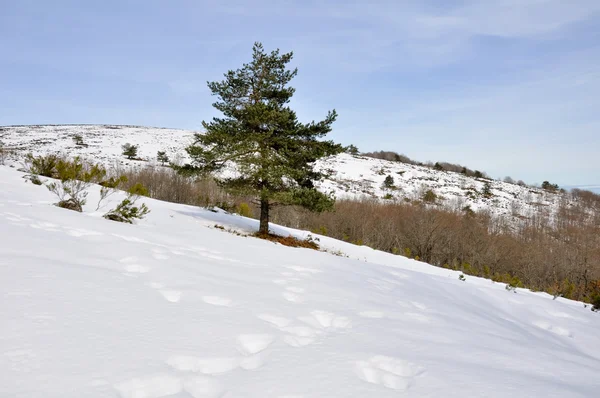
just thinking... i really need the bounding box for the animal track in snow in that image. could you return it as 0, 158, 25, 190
367, 278, 398, 292
112, 234, 150, 243
184, 376, 226, 398
114, 373, 225, 398
119, 256, 139, 264
284, 265, 322, 274
298, 310, 352, 331
29, 222, 60, 232
388, 270, 410, 279
159, 290, 182, 303
532, 321, 574, 338
359, 311, 386, 319
124, 264, 150, 273
151, 248, 170, 260
147, 282, 164, 289
403, 312, 430, 323
114, 373, 182, 398
283, 292, 304, 303
66, 228, 103, 237
258, 314, 292, 328
167, 356, 240, 374
281, 325, 318, 347
410, 301, 428, 311
355, 355, 426, 391
202, 296, 233, 307
236, 334, 275, 355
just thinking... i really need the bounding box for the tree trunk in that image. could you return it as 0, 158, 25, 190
259, 198, 269, 235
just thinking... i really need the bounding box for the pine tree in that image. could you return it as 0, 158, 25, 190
157, 151, 169, 166
383, 175, 395, 189
177, 42, 342, 235
122, 143, 138, 160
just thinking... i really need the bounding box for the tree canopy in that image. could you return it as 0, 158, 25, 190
178, 42, 342, 234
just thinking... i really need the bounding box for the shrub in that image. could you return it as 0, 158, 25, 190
72, 134, 86, 146
46, 157, 107, 212
591, 294, 600, 312
0, 143, 11, 165
382, 175, 395, 189
422, 189, 437, 203
96, 175, 128, 210
157, 151, 169, 165
344, 144, 359, 155
541, 180, 559, 192
122, 143, 138, 159
482, 182, 493, 198
23, 153, 61, 177
103, 198, 150, 223
127, 182, 149, 197
29, 175, 43, 185
383, 193, 393, 200
237, 202, 252, 217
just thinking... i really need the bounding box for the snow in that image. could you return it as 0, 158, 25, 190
0, 124, 568, 225
1, 165, 599, 397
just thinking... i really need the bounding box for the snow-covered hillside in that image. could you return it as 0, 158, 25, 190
0, 124, 568, 222
1, 165, 599, 397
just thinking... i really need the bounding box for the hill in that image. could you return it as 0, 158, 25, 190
0, 124, 572, 225
1, 165, 599, 397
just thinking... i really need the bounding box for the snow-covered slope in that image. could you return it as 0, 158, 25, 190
1, 165, 599, 397
0, 124, 570, 222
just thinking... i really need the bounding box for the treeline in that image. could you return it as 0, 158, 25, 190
271, 196, 600, 304
115, 165, 600, 305
360, 150, 492, 179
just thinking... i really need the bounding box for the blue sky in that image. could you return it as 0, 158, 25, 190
2, 0, 599, 187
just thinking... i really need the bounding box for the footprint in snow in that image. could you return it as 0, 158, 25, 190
114, 373, 225, 398
532, 320, 574, 338
258, 314, 292, 328
236, 334, 275, 355
151, 247, 170, 260
298, 310, 352, 331
159, 290, 182, 303
359, 311, 386, 319
167, 356, 240, 374
66, 228, 103, 237
355, 355, 426, 391
284, 265, 322, 274
29, 222, 60, 232
124, 264, 150, 273
202, 296, 233, 307
283, 292, 304, 303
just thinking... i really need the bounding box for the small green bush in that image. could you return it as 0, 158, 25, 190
127, 182, 149, 197
157, 151, 169, 165
23, 153, 61, 177
591, 294, 600, 312
237, 202, 252, 217
422, 189, 437, 203
382, 175, 395, 189
104, 198, 150, 224
46, 157, 108, 212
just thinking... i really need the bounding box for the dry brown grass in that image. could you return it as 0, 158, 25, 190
254, 233, 320, 250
